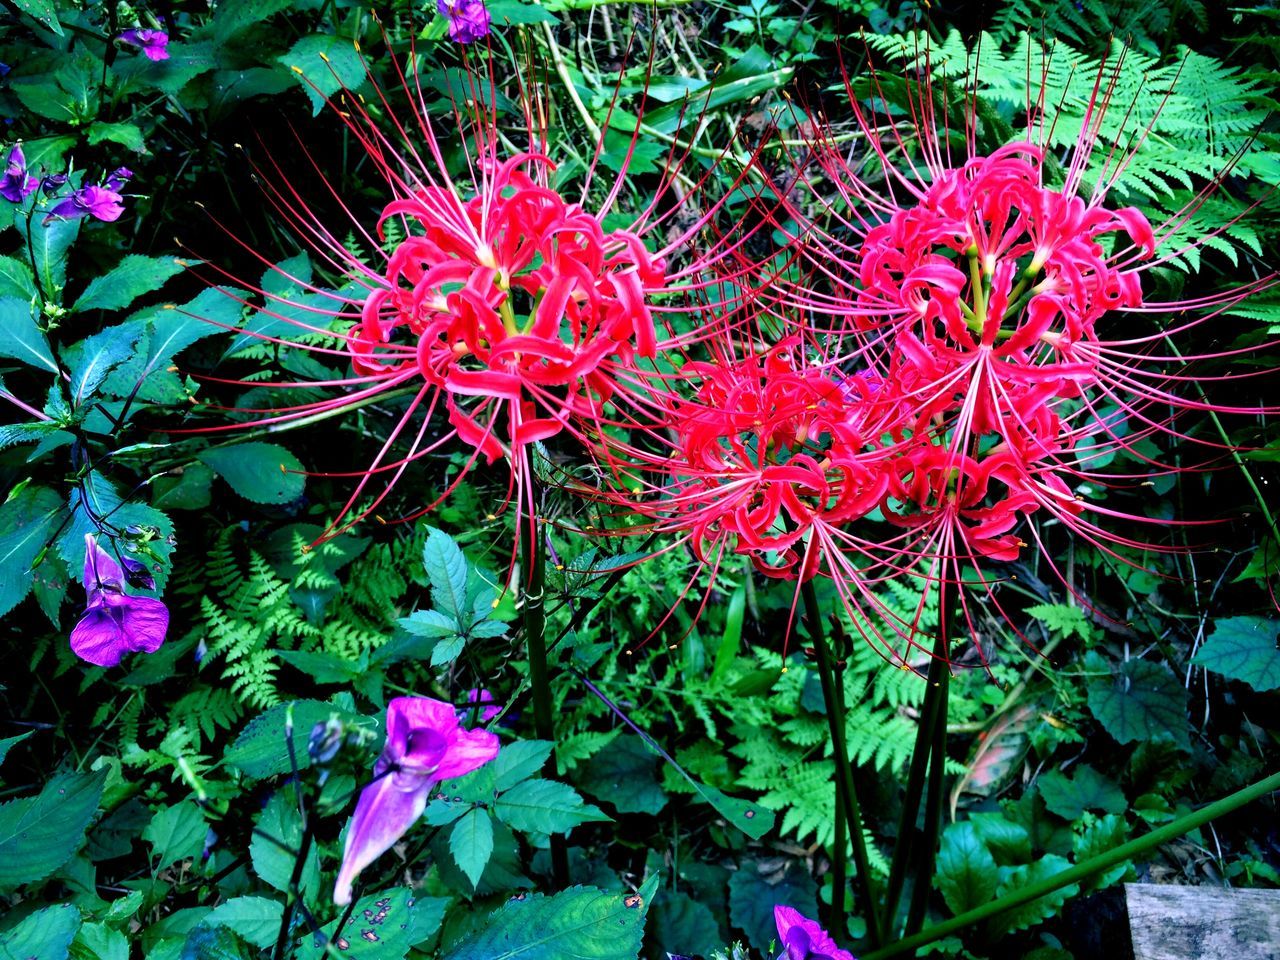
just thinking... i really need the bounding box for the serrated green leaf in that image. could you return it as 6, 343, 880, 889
935, 821, 999, 916
449, 809, 494, 888
0, 485, 62, 620
279, 34, 366, 116
0, 256, 36, 300
10, 0, 62, 35
205, 897, 283, 949
64, 323, 145, 406
199, 443, 306, 505
179, 924, 253, 960
1087, 659, 1188, 749
310, 888, 445, 958
493, 741, 553, 792
0, 297, 57, 374
442, 875, 656, 960
727, 866, 817, 956
250, 793, 319, 898
85, 122, 146, 155
577, 737, 666, 815
991, 855, 1080, 935
422, 527, 469, 624
1037, 765, 1127, 821
1073, 813, 1130, 893
72, 921, 128, 960
0, 770, 106, 890
492, 779, 610, 835
0, 904, 80, 960
1192, 616, 1280, 691
0, 732, 33, 771
144, 802, 207, 870
14, 214, 79, 297
430, 635, 466, 667
226, 700, 364, 779
73, 256, 186, 313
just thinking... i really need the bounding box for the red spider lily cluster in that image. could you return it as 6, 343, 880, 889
191, 37, 1274, 660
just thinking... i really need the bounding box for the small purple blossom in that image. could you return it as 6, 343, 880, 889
0, 145, 36, 203
436, 0, 490, 44
773, 906, 856, 960
334, 697, 500, 905
44, 182, 126, 225
118, 28, 169, 61
70, 534, 169, 668
462, 688, 501, 722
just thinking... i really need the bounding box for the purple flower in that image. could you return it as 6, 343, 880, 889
106, 167, 134, 191
118, 28, 169, 61
462, 687, 501, 722
70, 534, 169, 668
436, 0, 490, 44
44, 183, 126, 225
334, 696, 500, 905
0, 145, 36, 203
774, 906, 856, 960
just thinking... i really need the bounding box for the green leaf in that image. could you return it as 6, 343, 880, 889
449, 809, 494, 888
205, 897, 283, 949
199, 442, 306, 505
1192, 616, 1280, 692
63, 323, 145, 406
442, 875, 656, 960
0, 485, 62, 620
429, 636, 466, 667
279, 34, 366, 116
422, 527, 469, 624
73, 256, 186, 313
577, 737, 666, 815
0, 297, 57, 374
1087, 658, 1188, 749
1037, 765, 1127, 821
1026, 602, 1092, 641
179, 924, 253, 960
72, 921, 128, 960
14, 214, 79, 296
0, 904, 80, 960
493, 740, 553, 792
935, 821, 1000, 916
85, 122, 146, 155
0, 256, 36, 300
10, 0, 62, 35
144, 802, 207, 870
250, 793, 319, 899
647, 891, 720, 960
990, 855, 1080, 935
311, 888, 446, 958
1073, 813, 1130, 893
0, 769, 106, 890
226, 700, 363, 779
0, 732, 32, 771
727, 866, 817, 957
492, 779, 610, 835
628, 46, 791, 136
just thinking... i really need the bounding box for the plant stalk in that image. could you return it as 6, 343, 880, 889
802, 579, 884, 948
904, 656, 949, 936
861, 769, 1280, 960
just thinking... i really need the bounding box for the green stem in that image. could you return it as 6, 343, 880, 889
521, 474, 566, 885
861, 769, 1280, 960
803, 580, 884, 948
904, 658, 948, 936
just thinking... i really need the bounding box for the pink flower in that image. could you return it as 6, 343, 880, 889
333, 697, 499, 905
774, 905, 855, 960
118, 28, 169, 61
70, 535, 168, 668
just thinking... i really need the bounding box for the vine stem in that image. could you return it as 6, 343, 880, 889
861, 768, 1280, 960
802, 579, 884, 948
520, 472, 567, 884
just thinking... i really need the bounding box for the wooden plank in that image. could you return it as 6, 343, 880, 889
1127, 883, 1280, 960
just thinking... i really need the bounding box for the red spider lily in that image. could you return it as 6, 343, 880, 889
180, 36, 764, 543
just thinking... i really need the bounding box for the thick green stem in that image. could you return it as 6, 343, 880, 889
520, 477, 567, 884
803, 580, 884, 948
904, 659, 949, 936
861, 769, 1280, 960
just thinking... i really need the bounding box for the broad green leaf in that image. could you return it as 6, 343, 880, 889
226, 700, 364, 779
422, 527, 469, 624
250, 793, 319, 899
1087, 658, 1188, 749
399, 609, 463, 639
205, 897, 283, 949
577, 737, 666, 815
0, 485, 62, 620
278, 34, 366, 116
0, 256, 36, 299
710, 588, 746, 685
493, 741, 553, 792
1036, 765, 1127, 821
54, 474, 176, 592
199, 443, 306, 505
0, 732, 33, 771
179, 924, 253, 960
13, 213, 79, 296
935, 821, 999, 915
449, 809, 494, 887
727, 866, 817, 957
85, 122, 146, 155
221, 254, 320, 358
111, 41, 218, 98
990, 855, 1080, 935
1073, 813, 1130, 893
144, 802, 207, 870
1192, 616, 1280, 691
442, 875, 657, 960
492, 779, 610, 835
10, 0, 62, 35
0, 904, 80, 960
0, 770, 106, 890
429, 635, 466, 667
63, 323, 145, 406
72, 922, 128, 960
310, 888, 446, 958
647, 891, 720, 960
73, 255, 186, 313
0, 297, 57, 374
